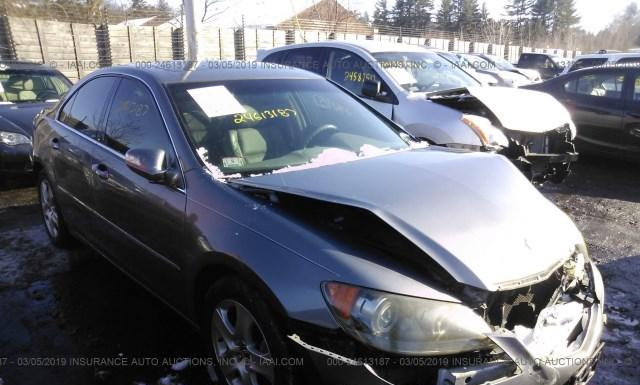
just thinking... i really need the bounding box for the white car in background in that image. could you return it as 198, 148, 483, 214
259, 41, 578, 183
448, 52, 533, 87
475, 53, 542, 82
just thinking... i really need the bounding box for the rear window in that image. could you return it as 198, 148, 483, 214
616, 57, 640, 67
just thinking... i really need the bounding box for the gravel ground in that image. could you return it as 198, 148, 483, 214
0, 155, 638, 385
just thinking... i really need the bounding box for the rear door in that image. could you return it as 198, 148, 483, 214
327, 48, 394, 118
560, 69, 627, 149
51, 76, 118, 241
622, 70, 640, 151
90, 76, 186, 302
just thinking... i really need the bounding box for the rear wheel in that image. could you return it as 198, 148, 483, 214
38, 172, 73, 247
203, 277, 295, 385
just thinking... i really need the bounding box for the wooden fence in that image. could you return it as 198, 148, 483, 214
0, 16, 582, 82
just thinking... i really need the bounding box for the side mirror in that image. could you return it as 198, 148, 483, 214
125, 148, 167, 182
362, 79, 381, 98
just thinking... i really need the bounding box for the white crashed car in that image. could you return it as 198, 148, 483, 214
259, 41, 578, 183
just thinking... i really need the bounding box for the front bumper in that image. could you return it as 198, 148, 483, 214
0, 143, 33, 174
505, 127, 578, 184
292, 264, 605, 385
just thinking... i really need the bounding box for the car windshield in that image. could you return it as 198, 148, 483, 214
0, 69, 70, 103
459, 54, 495, 71
485, 55, 515, 70
373, 52, 479, 93
169, 79, 410, 177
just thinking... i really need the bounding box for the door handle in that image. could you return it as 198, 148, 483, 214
50, 137, 60, 150
92, 163, 109, 180
630, 128, 640, 138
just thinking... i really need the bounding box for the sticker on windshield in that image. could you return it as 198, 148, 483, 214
222, 157, 246, 168
233, 108, 297, 124
187, 86, 246, 118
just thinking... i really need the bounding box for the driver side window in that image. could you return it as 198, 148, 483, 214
329, 49, 390, 98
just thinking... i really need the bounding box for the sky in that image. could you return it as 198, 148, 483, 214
162, 0, 640, 33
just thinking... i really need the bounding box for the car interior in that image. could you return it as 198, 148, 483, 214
0, 73, 62, 102
172, 81, 406, 175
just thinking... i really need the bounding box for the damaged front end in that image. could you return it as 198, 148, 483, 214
502, 125, 578, 184
428, 87, 578, 184
289, 251, 604, 385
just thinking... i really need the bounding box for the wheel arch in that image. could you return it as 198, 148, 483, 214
190, 252, 290, 330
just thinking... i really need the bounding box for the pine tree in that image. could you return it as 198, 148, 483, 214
392, 0, 409, 27
373, 0, 390, 25
552, 0, 580, 39
457, 0, 481, 35
505, 0, 534, 41
437, 0, 456, 31
410, 0, 435, 29
531, 0, 555, 40
480, 1, 490, 25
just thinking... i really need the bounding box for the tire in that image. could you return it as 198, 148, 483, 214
203, 276, 296, 385
38, 171, 73, 247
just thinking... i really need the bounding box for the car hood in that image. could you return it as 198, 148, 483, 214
0, 103, 51, 137
432, 86, 573, 134
232, 149, 583, 291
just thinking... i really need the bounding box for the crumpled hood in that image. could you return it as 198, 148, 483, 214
233, 149, 583, 291
465, 86, 573, 134
0, 103, 50, 137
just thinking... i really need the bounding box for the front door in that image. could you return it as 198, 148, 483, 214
560, 69, 627, 150
622, 71, 640, 151
90, 77, 186, 303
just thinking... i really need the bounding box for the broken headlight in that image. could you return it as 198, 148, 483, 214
322, 282, 494, 355
461, 114, 509, 149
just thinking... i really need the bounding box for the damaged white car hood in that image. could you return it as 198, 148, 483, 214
465, 86, 575, 136
234, 148, 584, 291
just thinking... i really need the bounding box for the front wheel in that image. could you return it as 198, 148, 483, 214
38, 172, 73, 247
203, 277, 296, 385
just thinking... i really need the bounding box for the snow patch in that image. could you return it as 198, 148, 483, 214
196, 147, 241, 181
274, 145, 398, 174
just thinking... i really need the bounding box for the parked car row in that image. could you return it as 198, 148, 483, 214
0, 41, 612, 385
259, 41, 578, 183
19, 47, 606, 385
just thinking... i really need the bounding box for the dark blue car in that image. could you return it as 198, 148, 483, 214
0, 61, 71, 175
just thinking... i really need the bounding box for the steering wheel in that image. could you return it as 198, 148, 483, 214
304, 124, 339, 147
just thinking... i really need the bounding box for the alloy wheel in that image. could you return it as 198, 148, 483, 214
40, 178, 60, 239
210, 299, 275, 385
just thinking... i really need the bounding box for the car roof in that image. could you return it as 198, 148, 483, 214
0, 61, 57, 71
521, 52, 562, 58
560, 65, 640, 77
572, 52, 640, 61
87, 60, 324, 85
265, 40, 430, 55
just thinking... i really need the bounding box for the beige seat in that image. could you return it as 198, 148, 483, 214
4, 75, 37, 102
224, 105, 268, 165
227, 127, 267, 164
